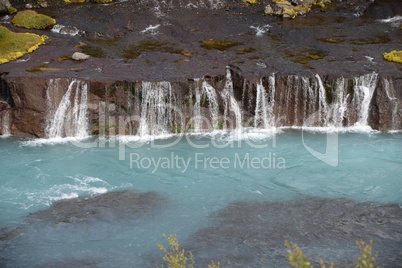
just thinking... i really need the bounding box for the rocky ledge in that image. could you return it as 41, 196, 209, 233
0, 0, 401, 136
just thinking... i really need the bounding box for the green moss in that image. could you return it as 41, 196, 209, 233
273, 0, 292, 6
0, 26, 48, 64
317, 38, 344, 44
283, 7, 297, 19
236, 47, 256, 54
64, 0, 86, 3
350, 35, 391, 45
96, 0, 114, 3
8, 7, 17, 15
80, 44, 106, 58
26, 65, 62, 72
217, 119, 224, 130
285, 48, 327, 64
123, 41, 189, 60
12, 10, 56, 30
200, 39, 243, 51
383, 50, 402, 63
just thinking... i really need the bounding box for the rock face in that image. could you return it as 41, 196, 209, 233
0, 67, 401, 137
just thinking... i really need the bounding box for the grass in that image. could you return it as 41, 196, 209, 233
200, 39, 243, 51
12, 10, 56, 30
0, 26, 48, 64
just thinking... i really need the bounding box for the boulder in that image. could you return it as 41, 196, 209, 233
72, 52, 90, 61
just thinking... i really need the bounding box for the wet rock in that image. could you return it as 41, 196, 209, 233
0, 227, 26, 267
72, 52, 90, 61
35, 258, 99, 268
363, 0, 402, 20
188, 197, 402, 267
29, 190, 165, 224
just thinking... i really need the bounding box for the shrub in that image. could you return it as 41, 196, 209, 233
356, 240, 379, 268
157, 234, 220, 268
12, 10, 56, 29
0, 26, 48, 64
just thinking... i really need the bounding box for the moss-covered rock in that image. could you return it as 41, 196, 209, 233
383, 50, 402, 63
96, 0, 114, 3
12, 10, 56, 29
0, 26, 48, 64
265, 0, 328, 19
63, 0, 86, 3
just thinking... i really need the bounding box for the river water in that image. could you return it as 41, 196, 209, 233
0, 129, 401, 267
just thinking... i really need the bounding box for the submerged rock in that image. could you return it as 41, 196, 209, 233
188, 197, 402, 267
29, 190, 165, 224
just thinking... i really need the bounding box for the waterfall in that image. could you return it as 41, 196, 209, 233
254, 76, 275, 129
383, 77, 400, 130
352, 72, 378, 127
46, 79, 89, 138
193, 79, 202, 133
138, 81, 178, 136
1, 109, 11, 136
221, 67, 242, 130
315, 74, 329, 126
327, 78, 348, 128
201, 80, 219, 130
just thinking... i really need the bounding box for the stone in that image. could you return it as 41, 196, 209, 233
25, 3, 32, 9
72, 52, 90, 61
0, 0, 10, 11
264, 4, 274, 14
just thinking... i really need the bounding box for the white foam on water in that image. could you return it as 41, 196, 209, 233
379, 15, 402, 27
141, 24, 161, 35
250, 24, 271, 36
51, 24, 83, 36
283, 125, 379, 134
19, 136, 93, 147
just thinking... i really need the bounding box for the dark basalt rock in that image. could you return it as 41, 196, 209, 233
187, 197, 402, 267
363, 0, 402, 20
29, 190, 165, 224
34, 258, 99, 268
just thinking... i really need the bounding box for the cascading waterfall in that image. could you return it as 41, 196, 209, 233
193, 79, 202, 133
382, 77, 400, 130
315, 74, 329, 126
327, 78, 349, 128
36, 71, 399, 139
352, 72, 378, 127
221, 68, 242, 131
138, 81, 179, 136
254, 79, 269, 129
201, 80, 219, 130
254, 75, 275, 129
46, 79, 89, 138
0, 109, 11, 136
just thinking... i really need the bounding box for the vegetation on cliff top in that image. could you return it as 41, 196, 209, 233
0, 26, 48, 64
383, 50, 402, 64
12, 10, 56, 29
